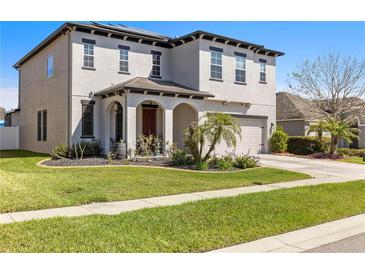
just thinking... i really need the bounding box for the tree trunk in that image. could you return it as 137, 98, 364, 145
203, 134, 219, 162
330, 135, 338, 155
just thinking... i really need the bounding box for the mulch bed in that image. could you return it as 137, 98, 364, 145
42, 157, 170, 167
41, 157, 244, 172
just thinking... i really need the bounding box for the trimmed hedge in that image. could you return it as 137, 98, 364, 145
270, 128, 288, 153
287, 136, 330, 155
337, 148, 365, 157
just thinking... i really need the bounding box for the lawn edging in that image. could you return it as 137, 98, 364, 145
36, 158, 264, 174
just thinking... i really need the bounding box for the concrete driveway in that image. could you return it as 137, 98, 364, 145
259, 154, 364, 180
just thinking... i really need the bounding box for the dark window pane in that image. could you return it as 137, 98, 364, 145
260, 72, 266, 82
82, 104, 94, 137
37, 111, 42, 141
42, 110, 47, 141
211, 65, 222, 79
235, 69, 246, 83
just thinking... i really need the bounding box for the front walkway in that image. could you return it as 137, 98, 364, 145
210, 213, 365, 253
0, 174, 354, 225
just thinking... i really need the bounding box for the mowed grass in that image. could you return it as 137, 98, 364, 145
339, 157, 365, 165
0, 150, 310, 213
0, 180, 364, 252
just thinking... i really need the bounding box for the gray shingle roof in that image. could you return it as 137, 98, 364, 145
277, 92, 365, 124
96, 77, 214, 98
276, 92, 325, 121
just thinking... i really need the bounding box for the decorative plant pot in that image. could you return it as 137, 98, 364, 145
115, 141, 126, 159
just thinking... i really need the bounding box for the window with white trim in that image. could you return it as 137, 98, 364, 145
259, 59, 267, 82
119, 45, 129, 72
47, 55, 54, 78
83, 39, 95, 68
151, 51, 161, 77
235, 53, 246, 83
210, 47, 223, 79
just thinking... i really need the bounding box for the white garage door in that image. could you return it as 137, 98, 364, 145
214, 118, 266, 155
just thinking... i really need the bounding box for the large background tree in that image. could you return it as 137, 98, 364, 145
289, 52, 365, 122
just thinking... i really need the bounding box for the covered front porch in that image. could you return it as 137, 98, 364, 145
96, 77, 211, 155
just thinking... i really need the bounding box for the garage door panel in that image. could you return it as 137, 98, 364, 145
214, 118, 265, 155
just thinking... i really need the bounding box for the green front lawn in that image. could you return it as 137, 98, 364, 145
339, 157, 365, 165
0, 180, 364, 252
0, 150, 310, 213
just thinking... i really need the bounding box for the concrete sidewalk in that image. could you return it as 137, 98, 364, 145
210, 213, 365, 253
0, 175, 355, 225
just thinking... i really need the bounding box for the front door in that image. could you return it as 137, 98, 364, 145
143, 108, 157, 136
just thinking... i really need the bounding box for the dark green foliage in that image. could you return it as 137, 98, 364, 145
194, 161, 209, 170
270, 127, 288, 153
337, 148, 365, 157
170, 149, 193, 166
287, 136, 330, 155
234, 154, 259, 169
70, 140, 103, 157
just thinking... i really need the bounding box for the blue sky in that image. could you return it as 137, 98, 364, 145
1, 21, 364, 110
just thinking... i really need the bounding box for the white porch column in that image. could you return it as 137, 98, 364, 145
126, 105, 137, 155
164, 108, 173, 152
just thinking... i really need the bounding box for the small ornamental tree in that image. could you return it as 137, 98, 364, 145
270, 126, 288, 153
184, 113, 241, 165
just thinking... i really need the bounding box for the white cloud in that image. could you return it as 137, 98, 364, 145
0, 87, 19, 111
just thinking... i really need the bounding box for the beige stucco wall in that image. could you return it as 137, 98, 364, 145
277, 120, 306, 136
170, 39, 200, 90
18, 33, 69, 153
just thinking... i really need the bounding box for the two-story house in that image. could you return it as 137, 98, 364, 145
13, 22, 284, 155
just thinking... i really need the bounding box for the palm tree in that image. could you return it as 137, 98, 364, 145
308, 120, 326, 142
322, 118, 360, 155
203, 113, 241, 162
184, 113, 241, 164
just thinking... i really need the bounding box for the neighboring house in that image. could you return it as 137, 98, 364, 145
4, 108, 20, 127
276, 92, 365, 148
12, 22, 284, 154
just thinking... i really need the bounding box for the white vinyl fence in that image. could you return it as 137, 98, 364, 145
0, 127, 19, 150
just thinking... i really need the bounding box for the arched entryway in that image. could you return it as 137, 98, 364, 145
136, 100, 164, 139
108, 101, 124, 149
173, 103, 198, 148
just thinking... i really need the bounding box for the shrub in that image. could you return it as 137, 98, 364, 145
234, 154, 259, 169
70, 140, 103, 158
216, 157, 233, 170
270, 127, 288, 153
314, 137, 331, 153
287, 136, 330, 155
171, 149, 193, 166
51, 144, 69, 159
337, 148, 365, 157
194, 161, 209, 170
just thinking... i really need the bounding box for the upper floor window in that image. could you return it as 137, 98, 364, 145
119, 45, 130, 73
210, 46, 223, 80
81, 100, 95, 137
235, 52, 246, 83
82, 38, 95, 69
47, 55, 54, 78
151, 51, 161, 78
259, 59, 267, 82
